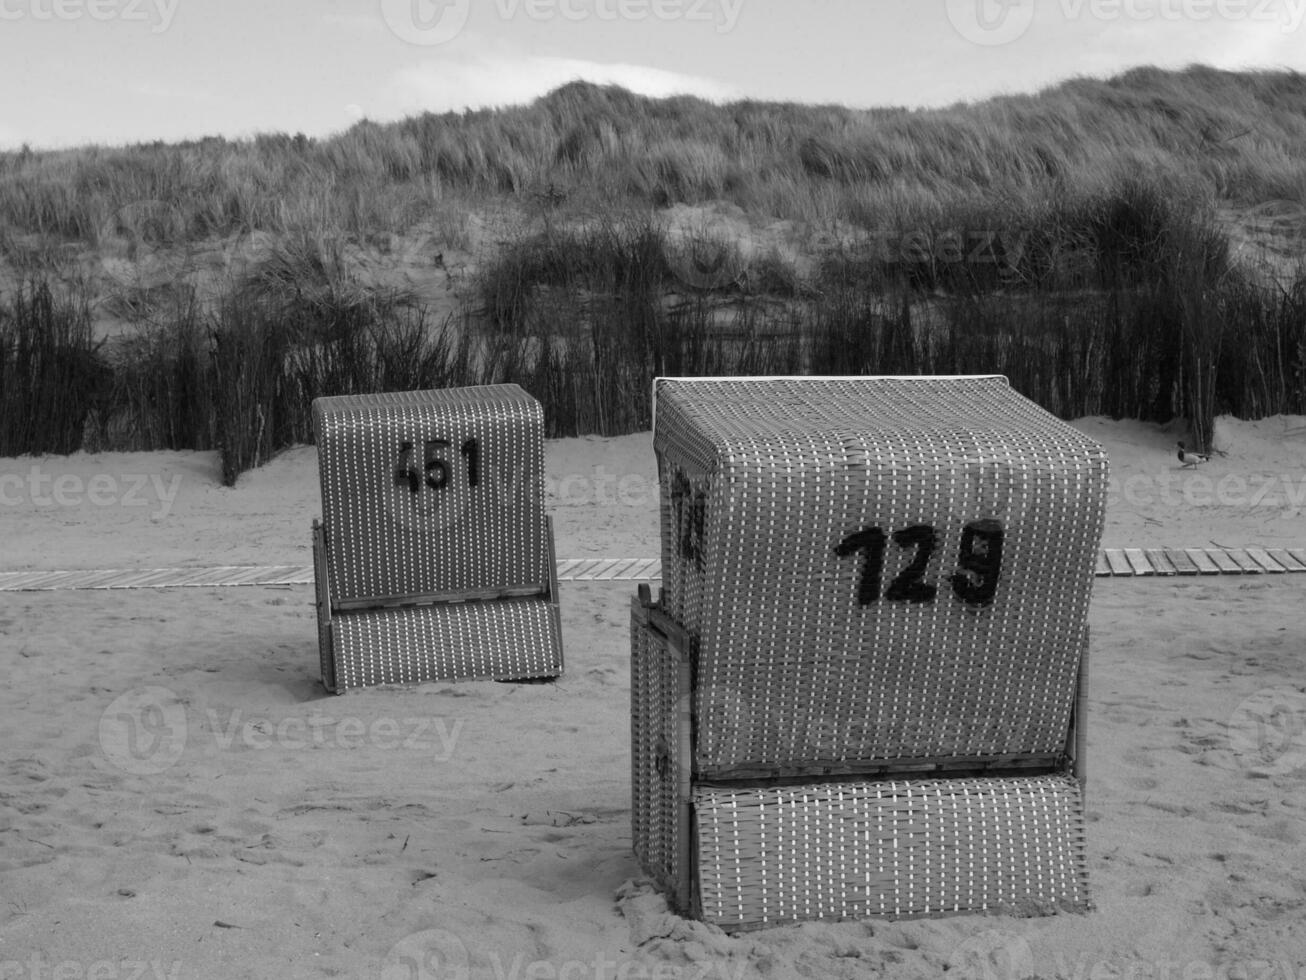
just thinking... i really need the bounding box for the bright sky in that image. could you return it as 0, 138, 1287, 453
2, 0, 1305, 150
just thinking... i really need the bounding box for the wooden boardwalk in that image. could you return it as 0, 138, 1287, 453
0, 550, 1303, 592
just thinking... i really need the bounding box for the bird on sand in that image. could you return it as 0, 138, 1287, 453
1176, 441, 1211, 467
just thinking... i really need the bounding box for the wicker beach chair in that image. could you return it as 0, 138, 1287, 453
312, 385, 564, 693
631, 376, 1107, 929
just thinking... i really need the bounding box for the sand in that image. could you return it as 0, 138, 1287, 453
1, 413, 1305, 980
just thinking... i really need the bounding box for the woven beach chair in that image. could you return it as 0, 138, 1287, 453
312, 385, 564, 693
631, 376, 1107, 930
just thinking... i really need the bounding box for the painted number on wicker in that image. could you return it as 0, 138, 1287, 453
669, 470, 707, 571
835, 519, 1003, 607
395, 438, 481, 495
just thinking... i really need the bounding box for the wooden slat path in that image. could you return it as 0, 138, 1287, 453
1245, 548, 1286, 573
1162, 549, 1199, 575
1206, 549, 1247, 574
1143, 549, 1176, 575
555, 558, 662, 581
1185, 549, 1222, 574
1104, 550, 1133, 576
1270, 549, 1306, 572
0, 550, 1303, 592
1123, 549, 1154, 576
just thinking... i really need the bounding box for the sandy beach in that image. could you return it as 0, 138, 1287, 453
1, 412, 1305, 980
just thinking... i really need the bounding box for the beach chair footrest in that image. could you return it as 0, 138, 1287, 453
327, 597, 563, 692
693, 772, 1091, 930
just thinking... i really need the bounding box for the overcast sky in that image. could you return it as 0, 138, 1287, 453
2, 0, 1305, 150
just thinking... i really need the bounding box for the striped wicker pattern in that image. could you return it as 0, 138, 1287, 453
694, 774, 1090, 930
633, 376, 1104, 928
314, 386, 548, 603
630, 590, 684, 900
312, 385, 563, 692
654, 376, 1107, 779
330, 598, 562, 689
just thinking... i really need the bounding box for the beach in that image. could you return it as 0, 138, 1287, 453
1, 413, 1304, 980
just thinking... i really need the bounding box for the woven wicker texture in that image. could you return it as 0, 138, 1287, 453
694, 774, 1090, 930
330, 598, 561, 690
630, 594, 684, 896
653, 376, 1107, 778
314, 385, 548, 603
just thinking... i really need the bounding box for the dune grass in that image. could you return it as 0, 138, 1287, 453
2, 65, 1303, 244
1, 66, 1304, 481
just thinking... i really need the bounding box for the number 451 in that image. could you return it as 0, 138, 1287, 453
835, 519, 1003, 607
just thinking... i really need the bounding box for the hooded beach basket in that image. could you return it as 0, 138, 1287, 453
312, 385, 563, 692
631, 375, 1107, 929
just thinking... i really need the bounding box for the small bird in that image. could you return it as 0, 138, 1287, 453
1176, 441, 1210, 468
